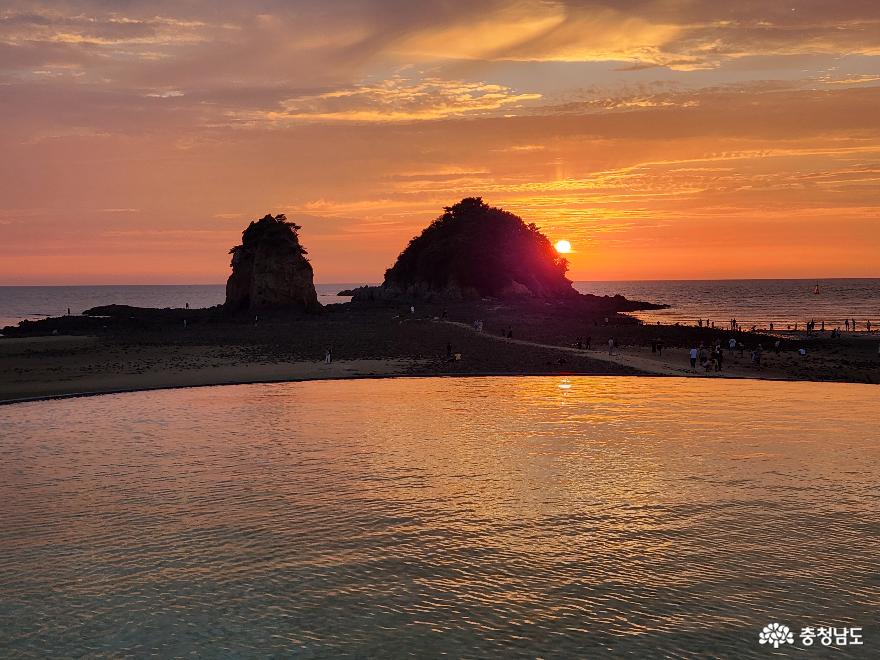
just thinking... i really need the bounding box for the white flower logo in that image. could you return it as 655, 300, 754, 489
759, 623, 794, 648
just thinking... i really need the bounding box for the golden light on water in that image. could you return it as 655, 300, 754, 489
555, 240, 572, 254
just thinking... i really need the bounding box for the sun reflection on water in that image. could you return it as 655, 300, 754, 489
1, 376, 878, 657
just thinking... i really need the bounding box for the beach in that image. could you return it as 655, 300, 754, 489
3, 299, 878, 404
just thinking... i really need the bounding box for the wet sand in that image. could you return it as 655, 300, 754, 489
1, 300, 878, 404
0, 310, 644, 403
0, 338, 417, 403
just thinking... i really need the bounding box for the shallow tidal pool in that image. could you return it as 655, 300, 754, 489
1, 377, 878, 657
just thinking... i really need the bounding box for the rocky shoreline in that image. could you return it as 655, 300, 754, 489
339, 284, 669, 312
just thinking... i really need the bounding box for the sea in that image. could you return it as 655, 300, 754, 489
1, 279, 877, 331
0, 283, 364, 330
2, 376, 878, 657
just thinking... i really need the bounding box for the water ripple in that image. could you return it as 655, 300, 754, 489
1, 376, 878, 657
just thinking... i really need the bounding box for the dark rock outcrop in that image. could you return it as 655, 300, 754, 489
350, 283, 474, 304
379, 198, 577, 301
225, 214, 319, 312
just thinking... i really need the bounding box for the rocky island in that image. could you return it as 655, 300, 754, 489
369, 197, 576, 300
349, 198, 664, 313
225, 214, 319, 313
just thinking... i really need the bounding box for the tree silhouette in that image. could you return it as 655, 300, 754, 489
229, 214, 308, 263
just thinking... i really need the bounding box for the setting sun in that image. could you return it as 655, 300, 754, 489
555, 240, 572, 254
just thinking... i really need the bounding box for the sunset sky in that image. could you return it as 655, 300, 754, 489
1, 0, 878, 284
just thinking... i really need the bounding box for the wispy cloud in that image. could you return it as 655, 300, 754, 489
1, 1, 878, 281
226, 76, 541, 124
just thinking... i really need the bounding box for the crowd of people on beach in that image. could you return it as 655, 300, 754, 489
440, 306, 880, 372
688, 342, 725, 372
704, 317, 877, 334
684, 339, 779, 374
783, 317, 875, 336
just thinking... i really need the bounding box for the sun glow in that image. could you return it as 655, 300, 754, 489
555, 239, 572, 254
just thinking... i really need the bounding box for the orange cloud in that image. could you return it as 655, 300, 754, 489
0, 1, 878, 283
226, 77, 541, 124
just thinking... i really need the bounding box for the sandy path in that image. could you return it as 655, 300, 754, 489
444, 320, 791, 381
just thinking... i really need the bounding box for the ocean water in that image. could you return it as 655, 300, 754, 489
1, 376, 878, 657
0, 283, 365, 329
0, 279, 877, 331
575, 279, 880, 328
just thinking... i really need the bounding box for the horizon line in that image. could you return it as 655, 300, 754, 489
2, 276, 879, 287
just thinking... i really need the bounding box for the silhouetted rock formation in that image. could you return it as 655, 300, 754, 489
371, 198, 577, 301
225, 214, 319, 312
